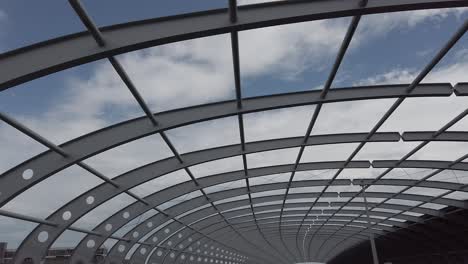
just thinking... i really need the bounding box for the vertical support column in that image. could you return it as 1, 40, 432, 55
362, 185, 379, 264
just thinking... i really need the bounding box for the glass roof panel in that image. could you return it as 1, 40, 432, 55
129, 169, 192, 198
294, 170, 338, 181
72, 193, 136, 230
419, 203, 446, 210
312, 99, 396, 135
336, 168, 385, 180
289, 186, 324, 194
166, 117, 240, 154
247, 147, 299, 168
428, 170, 468, 184
83, 133, 172, 178
119, 34, 235, 114
249, 173, 290, 186
1, 165, 102, 219
0, 216, 37, 249
336, 8, 468, 87
51, 230, 86, 249
366, 185, 407, 193
444, 191, 468, 200
386, 199, 420, 206
382, 168, 434, 180
0, 121, 47, 175
244, 106, 314, 142
251, 189, 285, 198
190, 156, 244, 178
301, 143, 358, 163
0, 59, 144, 144
354, 141, 420, 161
379, 96, 468, 132
404, 187, 448, 197
240, 18, 349, 97
411, 142, 468, 161
204, 180, 247, 194
85, 0, 225, 26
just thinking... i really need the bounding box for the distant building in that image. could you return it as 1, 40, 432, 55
1, 243, 108, 264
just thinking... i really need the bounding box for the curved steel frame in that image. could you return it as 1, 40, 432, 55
1, 0, 468, 264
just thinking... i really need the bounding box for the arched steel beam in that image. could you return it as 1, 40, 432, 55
4, 84, 452, 206
227, 208, 422, 224
149, 227, 369, 264
232, 216, 405, 230
138, 198, 435, 264
0, 0, 466, 91
105, 173, 458, 262
0, 83, 450, 208
12, 132, 397, 263
73, 160, 369, 263
114, 185, 464, 264
240, 227, 373, 241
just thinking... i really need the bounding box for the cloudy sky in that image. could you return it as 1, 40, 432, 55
0, 0, 468, 256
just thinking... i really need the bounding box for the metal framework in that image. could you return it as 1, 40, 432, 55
0, 0, 468, 264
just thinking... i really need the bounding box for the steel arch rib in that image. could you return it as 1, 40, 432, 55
0, 0, 466, 91
11, 132, 398, 264
102, 178, 465, 264
1, 84, 452, 209
1, 1, 468, 263
68, 160, 371, 263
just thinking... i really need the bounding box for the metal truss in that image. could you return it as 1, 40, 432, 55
0, 0, 468, 264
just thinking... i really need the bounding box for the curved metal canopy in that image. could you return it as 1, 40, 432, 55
0, 0, 468, 264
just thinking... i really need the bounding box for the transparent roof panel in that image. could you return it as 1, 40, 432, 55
84, 0, 225, 26
0, 1, 83, 52
423, 28, 468, 85
336, 168, 386, 180
354, 141, 421, 161
72, 193, 136, 230
312, 99, 396, 135
1, 165, 102, 219
0, 59, 143, 144
83, 133, 172, 178
0, 216, 37, 249
444, 191, 468, 200
190, 156, 244, 178
336, 8, 468, 87
249, 173, 290, 186
247, 147, 299, 168
366, 185, 407, 193
428, 170, 468, 184
301, 143, 359, 163
243, 106, 314, 142
382, 168, 434, 180
411, 142, 468, 161
51, 230, 86, 249
0, 121, 47, 174
419, 203, 446, 210
294, 169, 338, 181
240, 18, 349, 97
129, 169, 192, 198
166, 117, 240, 154
404, 187, 448, 197
379, 95, 468, 132
204, 180, 247, 194
289, 186, 324, 194
119, 34, 235, 113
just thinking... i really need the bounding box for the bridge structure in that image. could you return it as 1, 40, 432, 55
1, 0, 468, 263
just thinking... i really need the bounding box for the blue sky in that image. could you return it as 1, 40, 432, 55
1, 0, 468, 254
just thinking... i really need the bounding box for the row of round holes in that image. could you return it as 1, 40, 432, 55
37, 195, 97, 244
